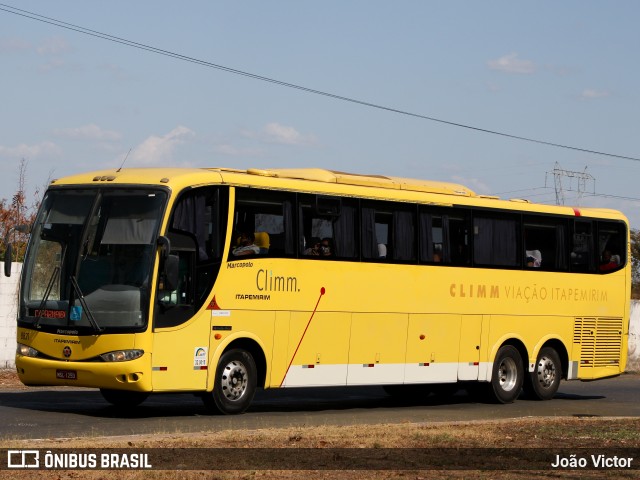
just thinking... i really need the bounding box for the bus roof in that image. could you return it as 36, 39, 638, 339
50, 166, 627, 222
51, 167, 475, 197
212, 167, 476, 197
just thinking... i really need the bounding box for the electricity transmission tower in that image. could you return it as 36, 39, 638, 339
545, 162, 595, 206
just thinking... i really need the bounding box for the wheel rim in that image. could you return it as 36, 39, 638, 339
536, 355, 556, 389
498, 357, 518, 392
220, 359, 249, 402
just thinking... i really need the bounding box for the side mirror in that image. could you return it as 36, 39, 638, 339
4, 244, 12, 277
157, 235, 171, 261
3, 224, 30, 278
157, 236, 178, 291
162, 254, 179, 292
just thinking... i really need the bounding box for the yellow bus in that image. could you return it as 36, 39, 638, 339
10, 167, 630, 414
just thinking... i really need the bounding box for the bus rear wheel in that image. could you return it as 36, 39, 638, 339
204, 349, 257, 415
100, 389, 149, 408
524, 347, 561, 400
489, 345, 523, 404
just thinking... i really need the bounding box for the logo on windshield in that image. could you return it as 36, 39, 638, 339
62, 346, 72, 358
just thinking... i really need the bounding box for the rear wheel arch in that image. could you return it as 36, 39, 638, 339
489, 338, 528, 380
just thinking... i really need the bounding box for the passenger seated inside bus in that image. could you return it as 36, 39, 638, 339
304, 237, 322, 256
320, 238, 334, 257
432, 245, 443, 263
377, 243, 387, 259
525, 250, 542, 268
599, 250, 620, 272
232, 232, 261, 256
253, 232, 270, 254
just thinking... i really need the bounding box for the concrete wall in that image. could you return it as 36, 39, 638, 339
628, 300, 640, 372
0, 267, 638, 371
0, 263, 21, 368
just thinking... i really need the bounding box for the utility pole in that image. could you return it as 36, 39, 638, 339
545, 162, 595, 206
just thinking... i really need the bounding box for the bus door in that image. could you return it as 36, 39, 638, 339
151, 187, 227, 391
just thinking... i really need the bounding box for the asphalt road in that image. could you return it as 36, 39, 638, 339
0, 374, 638, 440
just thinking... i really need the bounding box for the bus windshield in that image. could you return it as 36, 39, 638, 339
20, 188, 167, 334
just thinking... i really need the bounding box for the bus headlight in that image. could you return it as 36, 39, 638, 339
17, 343, 40, 358
100, 349, 144, 362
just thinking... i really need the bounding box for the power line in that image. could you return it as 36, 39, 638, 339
584, 192, 640, 203
2, 3, 640, 163
490, 186, 640, 204
518, 191, 557, 200
491, 186, 550, 196
518, 190, 640, 204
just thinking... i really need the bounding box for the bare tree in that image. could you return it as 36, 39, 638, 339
1, 159, 43, 262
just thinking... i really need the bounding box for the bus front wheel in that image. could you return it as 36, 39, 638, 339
489, 345, 523, 404
524, 347, 561, 400
205, 349, 257, 415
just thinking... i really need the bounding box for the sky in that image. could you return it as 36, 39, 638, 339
1, 1, 639, 227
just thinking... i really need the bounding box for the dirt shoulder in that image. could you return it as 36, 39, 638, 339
2, 417, 639, 479
3, 416, 639, 450
0, 368, 26, 390
2, 369, 638, 479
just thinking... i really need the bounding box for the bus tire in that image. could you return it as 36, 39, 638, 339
100, 388, 148, 408
205, 349, 257, 415
524, 347, 561, 400
489, 345, 523, 404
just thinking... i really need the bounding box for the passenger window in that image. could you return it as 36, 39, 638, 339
419, 208, 470, 265
473, 213, 519, 267
597, 221, 626, 273
571, 220, 594, 272
299, 194, 357, 259
232, 188, 295, 259
362, 201, 416, 262
523, 216, 568, 271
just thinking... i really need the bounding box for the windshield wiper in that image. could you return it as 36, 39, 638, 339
70, 275, 103, 333
33, 265, 60, 329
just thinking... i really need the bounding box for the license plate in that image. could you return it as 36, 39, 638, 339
56, 369, 77, 380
